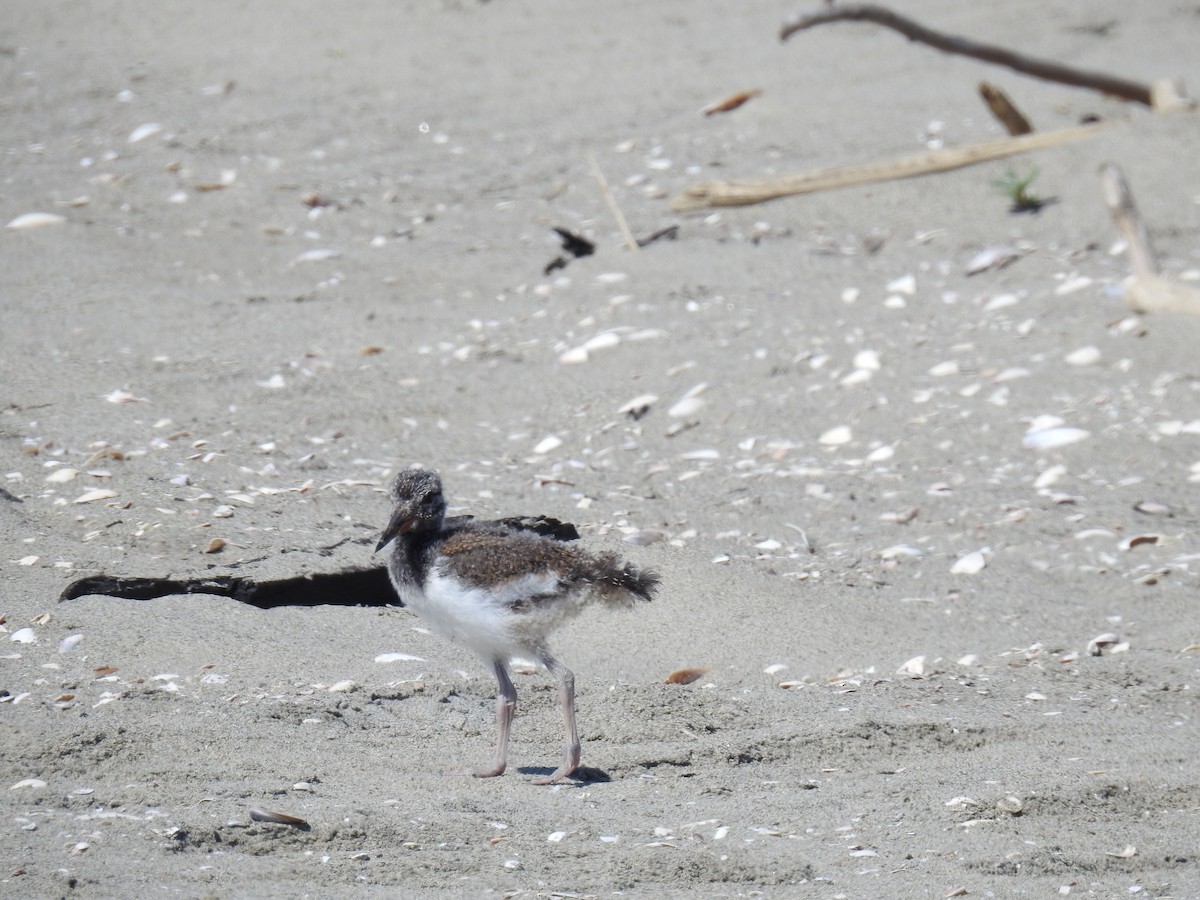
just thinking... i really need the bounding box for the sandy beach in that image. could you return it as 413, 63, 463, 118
4, 1, 1200, 896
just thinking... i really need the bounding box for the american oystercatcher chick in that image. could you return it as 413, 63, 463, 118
376, 468, 659, 784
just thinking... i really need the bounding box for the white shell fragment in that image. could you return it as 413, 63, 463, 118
9, 628, 37, 644
374, 652, 426, 663
897, 655, 928, 677
532, 435, 562, 455
74, 489, 118, 504
950, 550, 987, 575
966, 246, 1017, 275
1022, 427, 1090, 451
668, 384, 708, 418
6, 212, 67, 230
128, 122, 163, 143
45, 467, 79, 483
818, 425, 852, 446
1064, 346, 1101, 366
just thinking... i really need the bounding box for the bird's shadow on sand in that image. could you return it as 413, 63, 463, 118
517, 766, 611, 784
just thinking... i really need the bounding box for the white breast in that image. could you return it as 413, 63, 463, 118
405, 569, 565, 662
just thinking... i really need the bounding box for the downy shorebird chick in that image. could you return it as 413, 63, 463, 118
376, 468, 659, 784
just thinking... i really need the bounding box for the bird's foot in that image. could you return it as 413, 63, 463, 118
532, 763, 578, 785
443, 762, 506, 779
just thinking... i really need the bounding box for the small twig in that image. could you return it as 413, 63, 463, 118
672, 123, 1106, 212
978, 82, 1032, 135
586, 151, 639, 252
780, 4, 1155, 106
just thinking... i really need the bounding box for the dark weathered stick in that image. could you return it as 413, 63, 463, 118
979, 82, 1032, 136
780, 5, 1154, 106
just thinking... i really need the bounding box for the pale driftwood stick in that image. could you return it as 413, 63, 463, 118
780, 5, 1154, 106
671, 123, 1106, 213
586, 151, 639, 252
1099, 163, 1159, 277
1099, 162, 1200, 317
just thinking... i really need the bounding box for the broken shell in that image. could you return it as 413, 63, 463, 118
1118, 534, 1159, 551
374, 652, 425, 663
249, 808, 309, 828
6, 212, 66, 230
532, 435, 562, 455
818, 425, 852, 446
896, 655, 928, 677
203, 538, 227, 554
996, 796, 1024, 815
665, 668, 710, 685
1087, 633, 1120, 656
950, 550, 986, 575
9, 628, 36, 644
1064, 346, 1101, 366
128, 122, 163, 143
45, 468, 79, 483
966, 246, 1017, 275
1022, 427, 1090, 450
74, 489, 118, 504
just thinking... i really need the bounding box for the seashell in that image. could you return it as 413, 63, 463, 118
619, 393, 657, 417
1105, 845, 1137, 859
291, 248, 341, 264
879, 545, 924, 560
9, 628, 36, 644
74, 489, 117, 504
818, 425, 852, 446
853, 349, 881, 370
249, 808, 309, 828
701, 88, 763, 116
866, 445, 894, 462
1064, 346, 1101, 366
983, 293, 1019, 310
128, 122, 163, 143
1054, 275, 1093, 296
6, 212, 66, 230
1133, 501, 1172, 517
896, 655, 928, 677
754, 538, 781, 551
950, 550, 986, 575
965, 246, 1017, 275
1119, 534, 1159, 551
595, 272, 628, 285
839, 368, 872, 387
582, 331, 621, 352
996, 796, 1024, 815
1022, 427, 1090, 450
928, 360, 959, 377
1033, 464, 1066, 489
93, 666, 118, 678
886, 274, 916, 295
202, 538, 227, 554
45, 467, 79, 483
18, 555, 39, 566
957, 654, 980, 666
374, 652, 425, 663
1087, 633, 1119, 656
327, 680, 356, 692
58, 634, 84, 653
665, 667, 710, 685
532, 435, 562, 455
763, 663, 788, 675
258, 374, 286, 390
212, 505, 235, 518
10, 778, 48, 790
104, 389, 146, 404
558, 346, 588, 364
668, 395, 706, 418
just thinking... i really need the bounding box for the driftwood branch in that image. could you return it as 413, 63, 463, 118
1099, 163, 1200, 317
672, 123, 1105, 212
780, 5, 1154, 106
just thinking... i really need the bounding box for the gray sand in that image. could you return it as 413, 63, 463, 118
4, 2, 1200, 896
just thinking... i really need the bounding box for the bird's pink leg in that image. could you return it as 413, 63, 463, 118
445, 659, 515, 778
534, 654, 580, 784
